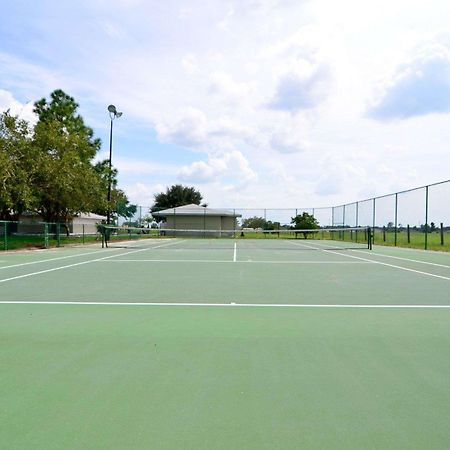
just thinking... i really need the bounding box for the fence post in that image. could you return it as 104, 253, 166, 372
82, 224, 85, 245
425, 185, 429, 250
372, 198, 376, 243
355, 202, 359, 228
3, 221, 7, 250
394, 193, 398, 246
343, 204, 346, 227
331, 207, 334, 227
203, 208, 206, 238
56, 223, 61, 247
44, 223, 49, 248
173, 208, 176, 237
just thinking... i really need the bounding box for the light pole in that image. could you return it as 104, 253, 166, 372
106, 104, 122, 224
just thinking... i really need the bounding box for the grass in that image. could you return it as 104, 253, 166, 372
1, 227, 449, 252
373, 230, 450, 252
0, 234, 100, 251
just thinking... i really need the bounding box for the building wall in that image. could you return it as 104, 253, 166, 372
162, 215, 236, 237
221, 216, 236, 232
72, 218, 101, 235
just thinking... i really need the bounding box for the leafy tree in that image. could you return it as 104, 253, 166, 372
0, 112, 38, 219
116, 197, 137, 221
291, 212, 319, 239
0, 91, 133, 233
241, 216, 281, 230
264, 220, 280, 230
242, 216, 267, 229
151, 184, 203, 216
34, 89, 100, 160
92, 160, 137, 223
31, 90, 105, 225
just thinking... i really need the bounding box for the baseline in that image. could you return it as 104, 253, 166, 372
1, 301, 449, 308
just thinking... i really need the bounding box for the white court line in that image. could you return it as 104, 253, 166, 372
0, 240, 183, 284
291, 240, 450, 281
233, 242, 237, 262
0, 239, 175, 271
101, 259, 371, 264
367, 251, 450, 269
0, 248, 119, 270
304, 239, 450, 269
0, 301, 449, 308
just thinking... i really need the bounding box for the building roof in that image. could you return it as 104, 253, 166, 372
74, 213, 107, 221
152, 204, 241, 217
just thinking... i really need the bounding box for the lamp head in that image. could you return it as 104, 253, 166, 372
107, 105, 117, 113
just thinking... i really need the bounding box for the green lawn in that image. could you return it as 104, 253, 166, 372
373, 229, 450, 251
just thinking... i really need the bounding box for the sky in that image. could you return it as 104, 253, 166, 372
1, 0, 450, 210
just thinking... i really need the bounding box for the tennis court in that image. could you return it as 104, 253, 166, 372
1, 236, 449, 449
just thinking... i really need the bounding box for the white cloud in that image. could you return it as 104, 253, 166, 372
269, 63, 331, 111
124, 182, 164, 206
113, 157, 176, 176
268, 117, 310, 153
0, 90, 36, 124
181, 53, 199, 74
155, 108, 208, 148
368, 33, 450, 120
178, 150, 257, 184
208, 71, 251, 103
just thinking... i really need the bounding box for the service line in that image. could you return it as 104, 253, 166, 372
0, 240, 183, 284
290, 240, 450, 281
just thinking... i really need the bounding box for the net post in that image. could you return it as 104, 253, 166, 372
441, 222, 444, 246
82, 224, 85, 245
368, 227, 373, 250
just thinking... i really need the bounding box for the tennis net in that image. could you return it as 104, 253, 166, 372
99, 225, 372, 251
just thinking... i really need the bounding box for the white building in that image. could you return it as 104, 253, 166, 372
152, 204, 241, 237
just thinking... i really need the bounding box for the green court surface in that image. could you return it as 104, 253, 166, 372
1, 239, 449, 449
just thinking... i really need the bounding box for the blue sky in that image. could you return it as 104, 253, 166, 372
1, 0, 450, 208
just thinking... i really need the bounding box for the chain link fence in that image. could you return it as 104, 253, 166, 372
1, 180, 449, 251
